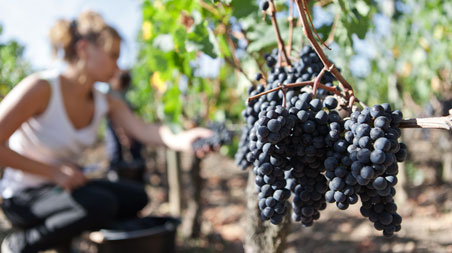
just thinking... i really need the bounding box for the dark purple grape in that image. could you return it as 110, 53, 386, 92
323, 96, 338, 109
374, 137, 390, 151
309, 99, 322, 112
325, 190, 335, 203
370, 105, 385, 118
370, 150, 385, 164
259, 0, 270, 11
262, 207, 274, 219
255, 73, 263, 81
329, 177, 344, 191
360, 166, 375, 180
374, 116, 390, 129
372, 177, 387, 190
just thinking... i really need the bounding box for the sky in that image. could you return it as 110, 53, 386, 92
0, 0, 142, 70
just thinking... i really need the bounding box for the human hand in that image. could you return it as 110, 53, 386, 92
191, 122, 232, 158
175, 127, 214, 157
193, 141, 221, 158
51, 164, 88, 191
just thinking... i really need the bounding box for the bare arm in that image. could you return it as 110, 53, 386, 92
107, 95, 212, 153
0, 75, 86, 190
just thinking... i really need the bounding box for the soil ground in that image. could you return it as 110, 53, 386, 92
1, 143, 452, 253
187, 153, 452, 253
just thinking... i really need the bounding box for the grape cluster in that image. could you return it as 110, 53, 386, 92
235, 126, 253, 169
235, 84, 266, 169
324, 139, 361, 211
235, 46, 338, 170
248, 91, 343, 225
285, 94, 341, 226
324, 103, 407, 236
253, 105, 294, 224
192, 122, 233, 152
236, 42, 408, 236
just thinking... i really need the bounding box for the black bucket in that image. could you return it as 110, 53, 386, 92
94, 216, 180, 253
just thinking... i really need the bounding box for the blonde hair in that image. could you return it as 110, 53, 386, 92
49, 10, 121, 63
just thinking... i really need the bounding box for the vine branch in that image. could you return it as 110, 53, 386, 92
325, 12, 339, 45
247, 80, 341, 103
268, 0, 292, 66
305, 0, 331, 50
223, 56, 256, 85
229, 27, 269, 82
399, 115, 452, 131
225, 27, 247, 83
198, 0, 220, 17
250, 0, 452, 132
287, 0, 295, 55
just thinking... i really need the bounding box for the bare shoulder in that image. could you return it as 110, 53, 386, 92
0, 74, 53, 141
1, 73, 52, 115
19, 74, 52, 96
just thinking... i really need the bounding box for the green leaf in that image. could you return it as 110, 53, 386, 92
187, 21, 217, 58
230, 0, 257, 19
335, 0, 348, 13
162, 84, 182, 123
342, 13, 371, 39
173, 27, 188, 53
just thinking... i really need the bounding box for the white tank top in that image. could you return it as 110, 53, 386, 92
1, 70, 109, 198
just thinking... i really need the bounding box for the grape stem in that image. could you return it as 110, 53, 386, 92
305, 0, 331, 50
198, 0, 220, 17
223, 28, 258, 85
295, 0, 363, 108
223, 56, 256, 85
268, 0, 292, 67
199, 1, 263, 86
229, 28, 268, 83
247, 80, 341, 103
325, 13, 339, 45
246, 64, 342, 106
399, 115, 452, 130
312, 66, 328, 96
281, 83, 288, 108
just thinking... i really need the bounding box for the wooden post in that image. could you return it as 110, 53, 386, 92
442, 152, 452, 183
166, 150, 182, 216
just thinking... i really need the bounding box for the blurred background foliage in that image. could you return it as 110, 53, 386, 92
2, 1, 451, 132
0, 24, 31, 99
132, 0, 452, 161
134, 0, 452, 116
1, 0, 452, 182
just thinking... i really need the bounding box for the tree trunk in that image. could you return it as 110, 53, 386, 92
244, 170, 290, 253
184, 156, 204, 238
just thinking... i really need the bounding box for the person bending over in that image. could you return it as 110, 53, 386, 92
0, 10, 211, 253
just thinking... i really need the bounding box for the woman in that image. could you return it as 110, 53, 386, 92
0, 11, 211, 253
